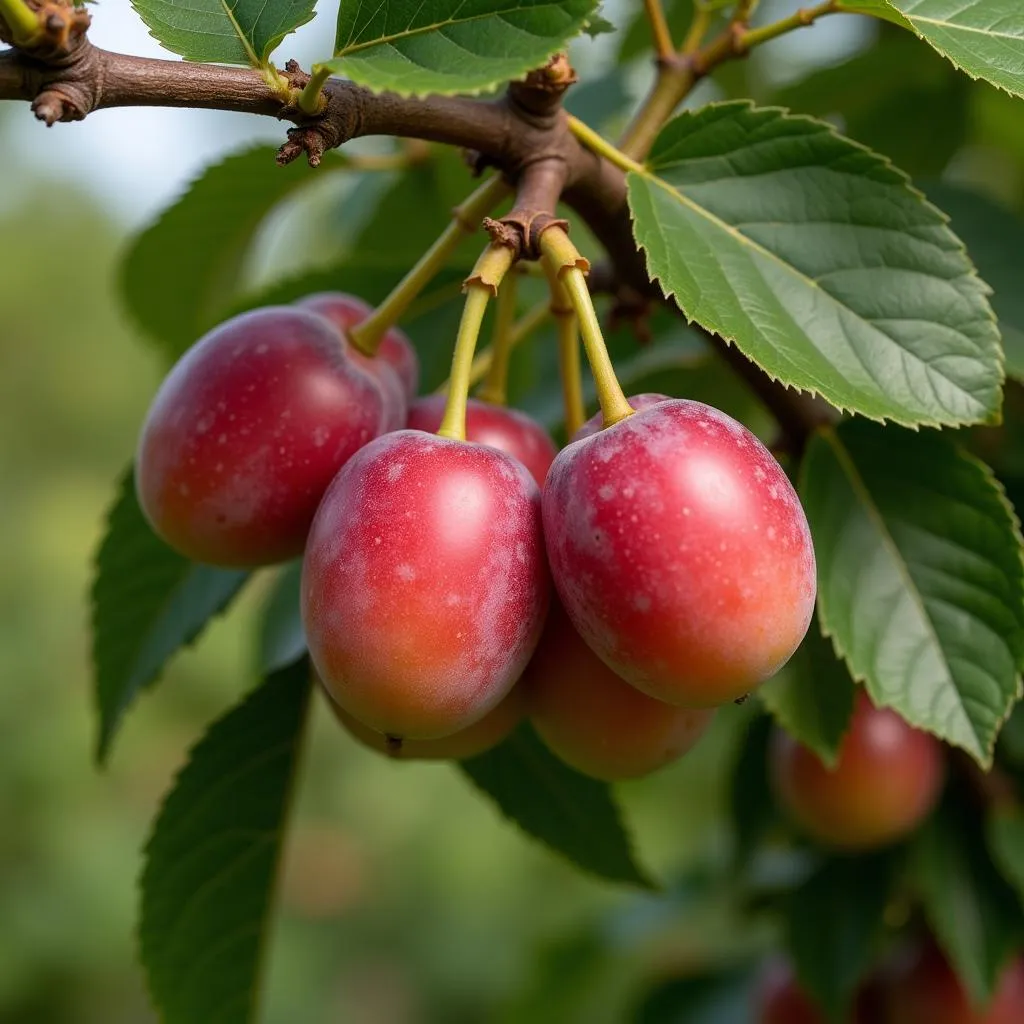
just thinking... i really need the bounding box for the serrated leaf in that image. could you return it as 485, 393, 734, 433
627, 101, 1002, 427
912, 789, 1024, 1005
836, 0, 911, 24
130, 0, 316, 65
140, 660, 312, 1024
320, 0, 599, 97
92, 468, 248, 763
800, 419, 1024, 764
887, 0, 1024, 99
926, 183, 1024, 380
760, 624, 856, 768
259, 561, 305, 673
121, 146, 340, 362
786, 854, 892, 1023
768, 30, 968, 179
987, 807, 1024, 908
459, 723, 653, 887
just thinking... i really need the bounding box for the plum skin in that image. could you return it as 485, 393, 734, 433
771, 691, 945, 850
572, 392, 670, 441
525, 603, 714, 781
325, 681, 526, 761
298, 292, 419, 431
136, 306, 384, 567
302, 430, 550, 740
543, 399, 817, 708
406, 394, 557, 487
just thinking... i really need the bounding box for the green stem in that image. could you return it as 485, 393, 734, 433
736, 0, 837, 50
438, 301, 550, 395
298, 65, 332, 116
617, 63, 694, 161
556, 310, 585, 437
568, 116, 647, 176
0, 0, 40, 47
349, 175, 510, 357
437, 245, 516, 441
644, 0, 676, 59
477, 271, 519, 406
539, 228, 633, 429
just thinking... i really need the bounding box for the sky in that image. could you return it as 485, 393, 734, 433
3, 2, 870, 229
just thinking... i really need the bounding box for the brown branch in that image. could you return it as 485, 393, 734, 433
0, 32, 826, 445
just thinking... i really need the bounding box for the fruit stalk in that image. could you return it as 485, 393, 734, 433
437, 244, 517, 441
539, 227, 633, 429
545, 258, 585, 437
476, 270, 519, 406
348, 175, 510, 356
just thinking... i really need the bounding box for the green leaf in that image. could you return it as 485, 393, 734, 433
800, 419, 1024, 765
634, 968, 756, 1024
768, 29, 968, 179
925, 183, 1024, 380
627, 101, 1002, 427
91, 468, 248, 764
987, 807, 1024, 908
836, 0, 912, 25
121, 146, 338, 362
912, 789, 1024, 1005
321, 0, 599, 97
785, 854, 893, 1023
459, 723, 653, 887
130, 0, 316, 65
760, 625, 856, 768
140, 661, 312, 1024
259, 561, 305, 674
887, 0, 1024, 99
729, 712, 777, 867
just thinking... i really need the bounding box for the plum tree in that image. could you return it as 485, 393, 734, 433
297, 291, 419, 431
770, 691, 945, 850
302, 430, 549, 739
543, 399, 816, 708
326, 681, 526, 761
9, 1, 1024, 1020
135, 306, 384, 567
406, 394, 557, 486
525, 602, 714, 780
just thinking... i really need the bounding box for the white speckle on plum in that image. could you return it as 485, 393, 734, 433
387, 462, 405, 483
598, 484, 615, 500
312, 426, 330, 448
395, 564, 416, 582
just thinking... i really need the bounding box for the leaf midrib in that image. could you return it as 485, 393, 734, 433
337, 2, 571, 56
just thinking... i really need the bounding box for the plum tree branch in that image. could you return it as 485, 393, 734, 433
0, 25, 829, 447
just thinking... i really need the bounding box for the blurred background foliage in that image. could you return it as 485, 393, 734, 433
3, 1, 1024, 1021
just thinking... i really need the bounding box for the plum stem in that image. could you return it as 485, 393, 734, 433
436, 300, 551, 396
348, 175, 510, 357
476, 271, 519, 406
545, 258, 585, 436
540, 227, 633, 430
438, 244, 517, 441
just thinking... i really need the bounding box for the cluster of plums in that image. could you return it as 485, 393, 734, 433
758, 946, 1024, 1023
137, 290, 945, 825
